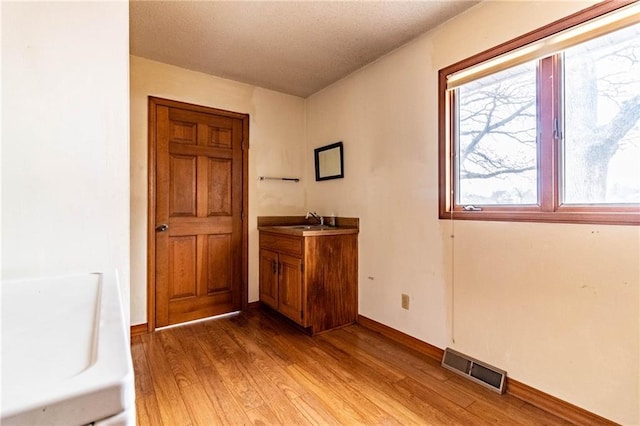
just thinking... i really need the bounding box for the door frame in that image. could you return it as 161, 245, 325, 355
147, 96, 249, 332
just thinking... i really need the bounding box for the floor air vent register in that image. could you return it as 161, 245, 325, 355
442, 348, 507, 394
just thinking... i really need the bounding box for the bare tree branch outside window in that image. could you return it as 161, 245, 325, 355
456, 23, 640, 206
457, 61, 538, 205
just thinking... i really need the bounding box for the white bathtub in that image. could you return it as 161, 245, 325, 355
1, 272, 135, 425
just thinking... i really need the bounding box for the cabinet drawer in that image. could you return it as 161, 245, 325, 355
260, 233, 303, 256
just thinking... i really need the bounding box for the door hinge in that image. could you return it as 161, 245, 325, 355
241, 211, 245, 221
241, 139, 246, 149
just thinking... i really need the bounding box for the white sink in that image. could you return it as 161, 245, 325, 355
277, 224, 334, 230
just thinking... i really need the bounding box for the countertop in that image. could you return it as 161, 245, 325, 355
258, 224, 359, 237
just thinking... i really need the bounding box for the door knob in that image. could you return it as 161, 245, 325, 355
155, 224, 169, 232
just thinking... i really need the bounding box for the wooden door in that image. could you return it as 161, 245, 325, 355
150, 97, 248, 328
259, 249, 278, 309
278, 253, 304, 324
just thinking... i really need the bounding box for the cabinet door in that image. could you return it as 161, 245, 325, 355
278, 253, 304, 324
259, 249, 278, 308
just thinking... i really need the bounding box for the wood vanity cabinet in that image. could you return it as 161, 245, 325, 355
258, 229, 358, 334
259, 244, 304, 324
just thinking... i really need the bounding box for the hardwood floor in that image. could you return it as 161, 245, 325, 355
132, 308, 572, 425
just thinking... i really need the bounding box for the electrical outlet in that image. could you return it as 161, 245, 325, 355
401, 294, 410, 310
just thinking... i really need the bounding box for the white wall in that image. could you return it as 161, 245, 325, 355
305, 1, 639, 424
1, 2, 130, 319
130, 56, 306, 325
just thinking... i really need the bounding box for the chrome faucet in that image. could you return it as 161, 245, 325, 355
305, 211, 324, 226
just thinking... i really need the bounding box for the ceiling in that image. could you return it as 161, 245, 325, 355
130, 1, 479, 98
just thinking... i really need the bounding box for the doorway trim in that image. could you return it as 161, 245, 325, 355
146, 96, 249, 332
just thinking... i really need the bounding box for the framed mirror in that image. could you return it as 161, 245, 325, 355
314, 142, 344, 181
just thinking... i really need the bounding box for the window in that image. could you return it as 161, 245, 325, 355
439, 1, 640, 225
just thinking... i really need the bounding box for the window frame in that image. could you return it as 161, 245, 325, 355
438, 0, 640, 225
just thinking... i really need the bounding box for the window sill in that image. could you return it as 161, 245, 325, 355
439, 210, 640, 226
